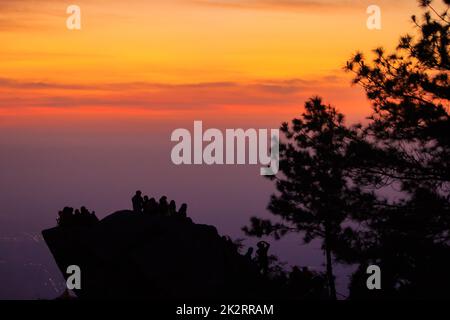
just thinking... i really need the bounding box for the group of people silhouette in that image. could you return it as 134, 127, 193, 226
138, 193, 272, 277
52, 191, 328, 299
132, 191, 188, 218
57, 206, 99, 227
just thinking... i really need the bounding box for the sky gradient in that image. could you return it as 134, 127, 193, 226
0, 0, 436, 299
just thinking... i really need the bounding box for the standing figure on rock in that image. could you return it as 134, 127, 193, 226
159, 196, 169, 215
142, 196, 150, 214
89, 210, 99, 224
178, 203, 187, 218
57, 207, 74, 227
244, 247, 254, 260
80, 206, 90, 221
256, 241, 270, 276
132, 190, 144, 213
148, 198, 158, 215
169, 200, 176, 216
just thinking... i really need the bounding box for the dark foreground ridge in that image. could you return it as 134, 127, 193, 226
43, 210, 264, 299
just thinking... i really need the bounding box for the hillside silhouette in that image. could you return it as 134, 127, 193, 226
42, 196, 328, 300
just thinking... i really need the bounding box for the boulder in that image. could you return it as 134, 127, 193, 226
42, 211, 261, 299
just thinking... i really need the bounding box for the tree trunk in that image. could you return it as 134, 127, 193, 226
325, 225, 337, 300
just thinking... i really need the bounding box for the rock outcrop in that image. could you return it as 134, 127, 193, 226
42, 211, 261, 299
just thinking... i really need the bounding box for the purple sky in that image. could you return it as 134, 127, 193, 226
0, 116, 359, 299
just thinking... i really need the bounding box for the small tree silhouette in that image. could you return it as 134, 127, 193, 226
345, 0, 450, 191
245, 0, 450, 299
340, 0, 450, 298
243, 97, 369, 300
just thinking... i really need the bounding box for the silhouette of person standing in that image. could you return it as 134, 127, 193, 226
169, 200, 176, 216
132, 191, 144, 213
57, 207, 74, 227
256, 241, 270, 276
143, 196, 150, 214
159, 196, 169, 215
178, 203, 187, 218
244, 247, 254, 260
148, 198, 158, 215
80, 206, 90, 223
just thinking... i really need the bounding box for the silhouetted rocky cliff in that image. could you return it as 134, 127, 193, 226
42, 211, 263, 299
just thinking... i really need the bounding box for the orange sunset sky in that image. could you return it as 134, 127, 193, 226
1, 1, 448, 299
0, 0, 437, 129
